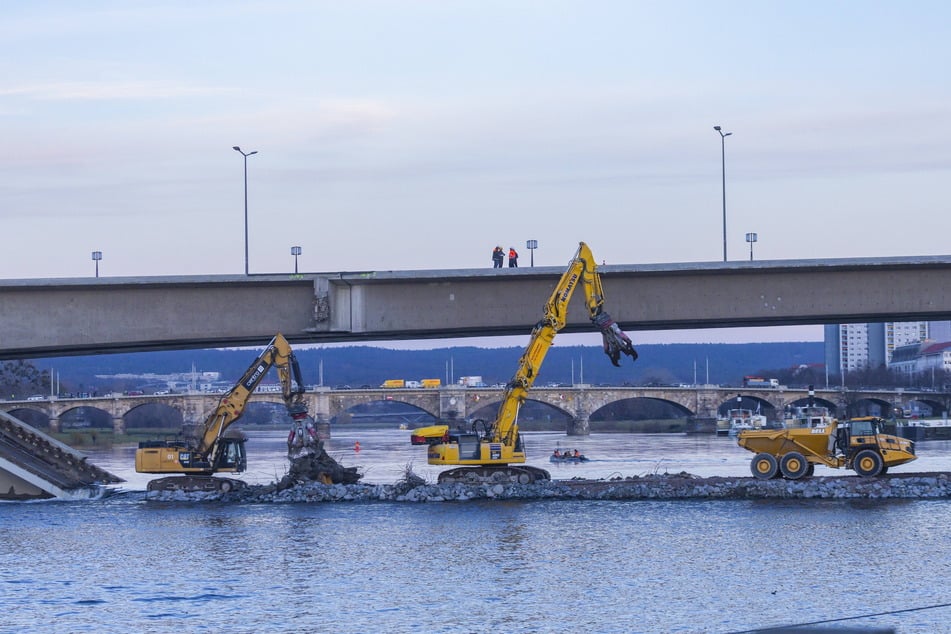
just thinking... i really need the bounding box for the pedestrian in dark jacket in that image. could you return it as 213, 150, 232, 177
492, 246, 504, 268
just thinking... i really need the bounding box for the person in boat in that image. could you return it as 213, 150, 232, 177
573, 449, 581, 458
553, 449, 562, 458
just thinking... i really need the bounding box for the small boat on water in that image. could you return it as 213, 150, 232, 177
716, 409, 768, 437
549, 452, 590, 463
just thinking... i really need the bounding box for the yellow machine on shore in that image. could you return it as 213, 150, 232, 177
410, 242, 638, 484
135, 333, 314, 492
737, 416, 916, 480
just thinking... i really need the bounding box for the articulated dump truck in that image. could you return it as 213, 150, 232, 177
737, 416, 916, 480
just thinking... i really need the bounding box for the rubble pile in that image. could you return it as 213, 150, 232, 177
145, 471, 951, 503
270, 417, 363, 492
274, 450, 363, 490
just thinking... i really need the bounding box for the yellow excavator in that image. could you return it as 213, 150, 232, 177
135, 333, 318, 492
410, 242, 638, 484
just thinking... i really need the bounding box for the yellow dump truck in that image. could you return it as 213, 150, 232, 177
737, 416, 916, 479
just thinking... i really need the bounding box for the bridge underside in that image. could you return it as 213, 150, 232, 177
4, 255, 951, 358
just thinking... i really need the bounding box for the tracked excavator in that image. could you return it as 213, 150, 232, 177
135, 333, 359, 492
410, 242, 638, 485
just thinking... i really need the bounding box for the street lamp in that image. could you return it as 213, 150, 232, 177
91, 251, 102, 278
713, 125, 732, 261
526, 239, 538, 267
291, 245, 302, 274
745, 232, 758, 261
233, 146, 258, 275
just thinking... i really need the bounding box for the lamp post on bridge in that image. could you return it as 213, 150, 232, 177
713, 125, 732, 262
745, 232, 757, 261
291, 245, 302, 274
526, 239, 538, 267
91, 251, 102, 278
232, 146, 258, 276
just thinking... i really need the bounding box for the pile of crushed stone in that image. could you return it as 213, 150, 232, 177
144, 471, 951, 503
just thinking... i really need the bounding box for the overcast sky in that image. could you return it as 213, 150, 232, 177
4, 2, 948, 345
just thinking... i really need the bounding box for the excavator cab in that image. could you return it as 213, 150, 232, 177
215, 437, 247, 472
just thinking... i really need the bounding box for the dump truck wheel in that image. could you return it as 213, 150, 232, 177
780, 452, 810, 480
853, 449, 883, 477
806, 463, 815, 476
751, 453, 778, 480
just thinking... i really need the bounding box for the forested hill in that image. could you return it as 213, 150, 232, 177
37, 342, 824, 392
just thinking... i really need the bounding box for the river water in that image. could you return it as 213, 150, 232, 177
4, 430, 951, 633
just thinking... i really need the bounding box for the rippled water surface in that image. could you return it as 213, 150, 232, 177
4, 430, 951, 633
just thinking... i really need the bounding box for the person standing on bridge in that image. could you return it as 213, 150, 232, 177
508, 247, 519, 268
492, 246, 504, 268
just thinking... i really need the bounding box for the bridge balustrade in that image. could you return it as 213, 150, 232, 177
2, 386, 938, 436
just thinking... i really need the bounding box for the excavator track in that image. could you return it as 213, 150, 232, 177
437, 466, 550, 485
146, 476, 247, 493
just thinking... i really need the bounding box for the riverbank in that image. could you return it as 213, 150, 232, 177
145, 471, 951, 503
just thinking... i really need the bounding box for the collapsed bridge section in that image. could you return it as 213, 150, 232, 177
0, 410, 123, 501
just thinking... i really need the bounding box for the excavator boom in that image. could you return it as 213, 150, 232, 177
411, 242, 637, 485
135, 334, 317, 492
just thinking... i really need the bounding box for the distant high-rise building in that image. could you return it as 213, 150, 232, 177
929, 320, 951, 342
824, 320, 949, 377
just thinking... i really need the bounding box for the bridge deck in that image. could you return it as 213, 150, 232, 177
4, 255, 951, 357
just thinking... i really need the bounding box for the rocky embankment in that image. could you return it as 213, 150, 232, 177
146, 471, 951, 503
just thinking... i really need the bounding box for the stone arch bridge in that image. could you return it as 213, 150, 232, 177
3, 385, 942, 436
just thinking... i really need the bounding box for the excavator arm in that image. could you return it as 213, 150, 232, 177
410, 242, 636, 484
491, 242, 637, 445
137, 333, 363, 492
196, 333, 306, 465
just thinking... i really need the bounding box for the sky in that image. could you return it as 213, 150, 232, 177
4, 1, 949, 346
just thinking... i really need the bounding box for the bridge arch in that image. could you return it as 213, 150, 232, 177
333, 397, 437, 426
783, 395, 839, 417
716, 394, 781, 422
466, 398, 574, 427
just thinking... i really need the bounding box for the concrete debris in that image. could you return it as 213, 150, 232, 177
263, 417, 363, 493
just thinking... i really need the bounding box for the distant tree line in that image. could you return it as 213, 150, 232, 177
0, 361, 50, 400
33, 341, 825, 393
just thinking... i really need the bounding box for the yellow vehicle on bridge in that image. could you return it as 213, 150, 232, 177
737, 416, 916, 479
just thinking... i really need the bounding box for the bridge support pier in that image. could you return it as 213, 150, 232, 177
48, 417, 60, 433
566, 416, 590, 436
112, 416, 125, 435
440, 389, 467, 422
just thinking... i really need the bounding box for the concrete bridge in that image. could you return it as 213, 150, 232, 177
3, 385, 943, 436
4, 254, 951, 358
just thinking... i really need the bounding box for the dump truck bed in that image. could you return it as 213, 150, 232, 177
737, 426, 835, 462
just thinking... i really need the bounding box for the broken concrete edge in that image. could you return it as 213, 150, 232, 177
0, 410, 124, 500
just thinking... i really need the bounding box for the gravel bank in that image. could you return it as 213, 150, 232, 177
146, 471, 951, 503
